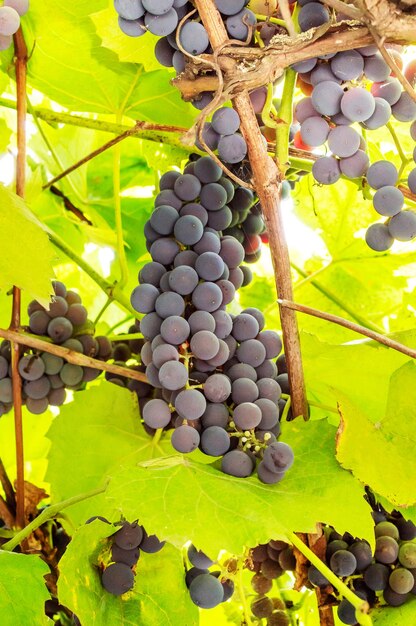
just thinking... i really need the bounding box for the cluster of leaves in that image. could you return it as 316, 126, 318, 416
0, 1, 415, 625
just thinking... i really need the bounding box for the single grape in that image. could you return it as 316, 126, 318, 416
263, 442, 294, 473
330, 550, 357, 576
399, 542, 416, 568
47, 317, 73, 343
308, 564, 330, 587
375, 535, 399, 564
171, 424, 200, 453
225, 8, 256, 40
221, 449, 254, 477
114, 522, 144, 550
348, 541, 373, 571
236, 339, 267, 367
257, 331, 282, 359
300, 116, 329, 147
312, 156, 341, 185
144, 8, 178, 36
175, 389, 206, 419
362, 97, 392, 130
143, 398, 171, 428
389, 568, 414, 594
391, 92, 416, 122
204, 373, 231, 402
255, 398, 279, 429
60, 364, 84, 386
327, 126, 361, 158
174, 215, 204, 246
364, 53, 390, 81
388, 211, 416, 242
363, 563, 390, 591
118, 16, 146, 37
311, 80, 344, 116
331, 50, 364, 81
101, 563, 135, 596
383, 586, 410, 606
192, 282, 223, 312
114, 0, 145, 19
158, 360, 188, 390
18, 355, 45, 381
341, 88, 376, 122
218, 134, 248, 164
373, 186, 404, 217
140, 529, 165, 553
200, 426, 230, 456
189, 573, 224, 608
298, 2, 329, 31
179, 21, 209, 55
233, 402, 262, 429
367, 160, 398, 189
160, 315, 190, 344
375, 521, 400, 540
232, 378, 259, 404
340, 150, 369, 178
211, 108, 241, 136
0, 6, 20, 36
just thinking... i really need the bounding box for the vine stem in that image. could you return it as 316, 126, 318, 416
276, 68, 297, 173
0, 96, 194, 151
47, 229, 137, 317
114, 113, 129, 289
278, 299, 416, 358
11, 26, 28, 531
1, 483, 108, 552
193, 0, 308, 420
287, 533, 372, 625
386, 121, 410, 168
290, 261, 384, 333
0, 328, 149, 383
236, 564, 253, 626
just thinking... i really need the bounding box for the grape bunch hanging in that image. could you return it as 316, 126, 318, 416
113, 0, 416, 253
130, 154, 294, 485
0, 281, 112, 416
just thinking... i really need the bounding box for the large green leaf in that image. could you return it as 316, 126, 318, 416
336, 361, 416, 507
0, 184, 55, 304
92, 7, 161, 71
15, 1, 194, 125
301, 332, 415, 422
46, 382, 171, 527
0, 552, 51, 625
58, 521, 198, 626
371, 596, 416, 625
105, 419, 373, 557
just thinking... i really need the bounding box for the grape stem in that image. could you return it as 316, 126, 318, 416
255, 13, 287, 28
0, 327, 149, 384
1, 482, 109, 552
386, 122, 411, 169
276, 68, 297, 173
290, 261, 384, 333
47, 229, 137, 317
287, 532, 372, 625
113, 112, 129, 290
278, 298, 416, 359
11, 25, 28, 533
236, 563, 254, 626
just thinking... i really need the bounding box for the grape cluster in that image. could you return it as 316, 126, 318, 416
195, 106, 248, 164
130, 155, 293, 483
247, 538, 294, 625
291, 46, 416, 248
185, 543, 234, 609
365, 152, 416, 250
90, 517, 164, 597
307, 513, 416, 624
115, 0, 256, 85
0, 0, 28, 51
0, 281, 111, 416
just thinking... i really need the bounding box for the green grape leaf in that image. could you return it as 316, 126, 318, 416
46, 382, 171, 528
0, 118, 11, 152
91, 8, 162, 71
336, 360, 416, 507
371, 596, 416, 625
301, 332, 415, 423
0, 552, 52, 625
58, 521, 198, 626
18, 1, 195, 126
105, 419, 373, 557
0, 184, 55, 304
